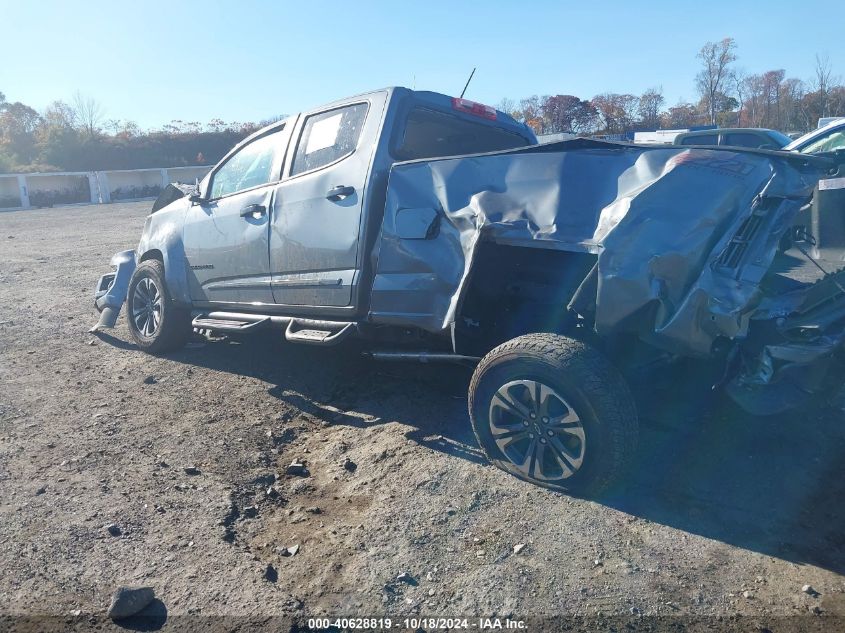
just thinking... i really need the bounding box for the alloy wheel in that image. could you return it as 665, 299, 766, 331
131, 277, 162, 337
488, 379, 586, 481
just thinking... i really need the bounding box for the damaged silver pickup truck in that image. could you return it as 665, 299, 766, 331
93, 87, 845, 496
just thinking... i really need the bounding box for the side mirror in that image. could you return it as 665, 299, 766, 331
188, 178, 205, 203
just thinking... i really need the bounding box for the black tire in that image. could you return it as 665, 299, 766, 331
468, 333, 638, 497
126, 260, 191, 354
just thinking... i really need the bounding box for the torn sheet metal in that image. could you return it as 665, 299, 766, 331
151, 183, 196, 213
90, 250, 136, 332
371, 140, 829, 358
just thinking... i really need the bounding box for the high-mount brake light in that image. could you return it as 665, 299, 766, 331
451, 97, 498, 120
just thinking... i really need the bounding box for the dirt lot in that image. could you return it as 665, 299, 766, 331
1, 200, 845, 631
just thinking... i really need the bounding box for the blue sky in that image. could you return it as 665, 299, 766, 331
1, 0, 842, 128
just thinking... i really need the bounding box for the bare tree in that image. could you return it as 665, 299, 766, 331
72, 91, 104, 138
732, 69, 747, 126
496, 98, 516, 117
637, 87, 665, 129
696, 38, 738, 125
813, 53, 834, 118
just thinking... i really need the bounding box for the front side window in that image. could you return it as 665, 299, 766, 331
800, 129, 845, 154
210, 128, 285, 198
291, 103, 368, 176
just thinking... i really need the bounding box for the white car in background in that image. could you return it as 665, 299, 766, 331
786, 117, 845, 154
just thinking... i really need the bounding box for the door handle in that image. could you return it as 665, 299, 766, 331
326, 185, 355, 201
240, 204, 266, 218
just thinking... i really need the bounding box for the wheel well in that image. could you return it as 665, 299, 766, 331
455, 242, 597, 356
139, 249, 164, 264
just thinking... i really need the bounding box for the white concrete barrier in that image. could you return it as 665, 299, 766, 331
0, 165, 213, 211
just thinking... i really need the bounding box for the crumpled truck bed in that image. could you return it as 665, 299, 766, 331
370, 139, 829, 359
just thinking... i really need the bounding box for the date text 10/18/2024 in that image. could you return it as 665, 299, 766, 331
307, 618, 527, 630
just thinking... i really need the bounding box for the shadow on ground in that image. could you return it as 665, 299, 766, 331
110, 331, 845, 575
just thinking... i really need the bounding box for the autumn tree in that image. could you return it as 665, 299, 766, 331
662, 102, 698, 129
0, 101, 41, 164
591, 93, 639, 134
515, 95, 544, 132
541, 95, 597, 134
696, 38, 737, 125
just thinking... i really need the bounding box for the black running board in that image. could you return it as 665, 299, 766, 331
190, 311, 356, 346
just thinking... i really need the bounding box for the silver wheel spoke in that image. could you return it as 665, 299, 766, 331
548, 434, 584, 471
492, 388, 531, 420
547, 409, 581, 429
515, 435, 539, 477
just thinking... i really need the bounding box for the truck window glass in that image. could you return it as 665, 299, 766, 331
210, 127, 285, 198
722, 133, 766, 148
291, 103, 368, 176
679, 134, 717, 146
395, 107, 529, 161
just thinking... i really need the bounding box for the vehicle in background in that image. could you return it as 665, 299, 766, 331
818, 117, 845, 129
536, 132, 577, 144
673, 128, 792, 149
786, 118, 845, 154
633, 129, 686, 144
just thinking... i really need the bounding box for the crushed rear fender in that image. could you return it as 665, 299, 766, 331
371, 140, 833, 358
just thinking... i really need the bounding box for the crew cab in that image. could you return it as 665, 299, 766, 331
94, 87, 845, 497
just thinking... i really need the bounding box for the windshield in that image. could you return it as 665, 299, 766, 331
764, 130, 793, 147
785, 120, 845, 152
394, 107, 531, 161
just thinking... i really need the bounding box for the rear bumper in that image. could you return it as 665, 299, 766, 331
90, 250, 136, 332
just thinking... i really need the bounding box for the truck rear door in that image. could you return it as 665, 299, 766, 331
269, 91, 388, 308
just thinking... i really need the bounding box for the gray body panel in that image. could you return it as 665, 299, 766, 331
269, 91, 389, 308
371, 140, 830, 358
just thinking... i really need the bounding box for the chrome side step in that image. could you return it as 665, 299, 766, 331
192, 315, 270, 332
285, 319, 355, 346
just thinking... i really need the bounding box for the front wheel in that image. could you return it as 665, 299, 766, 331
126, 260, 191, 354
468, 333, 638, 497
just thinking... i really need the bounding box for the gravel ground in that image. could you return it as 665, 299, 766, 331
1, 201, 844, 631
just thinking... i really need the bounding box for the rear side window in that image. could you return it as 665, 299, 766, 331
291, 103, 368, 176
722, 133, 766, 148
395, 107, 529, 161
210, 127, 285, 198
679, 134, 717, 146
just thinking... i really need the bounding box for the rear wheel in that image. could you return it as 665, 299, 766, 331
127, 260, 191, 354
468, 333, 638, 497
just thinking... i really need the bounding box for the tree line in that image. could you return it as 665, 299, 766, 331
0, 90, 276, 173
498, 39, 844, 137
2, 38, 843, 173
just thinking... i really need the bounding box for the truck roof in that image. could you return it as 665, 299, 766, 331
237, 87, 535, 151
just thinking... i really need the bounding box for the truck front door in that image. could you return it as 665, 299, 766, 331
183, 124, 291, 306
270, 93, 387, 308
